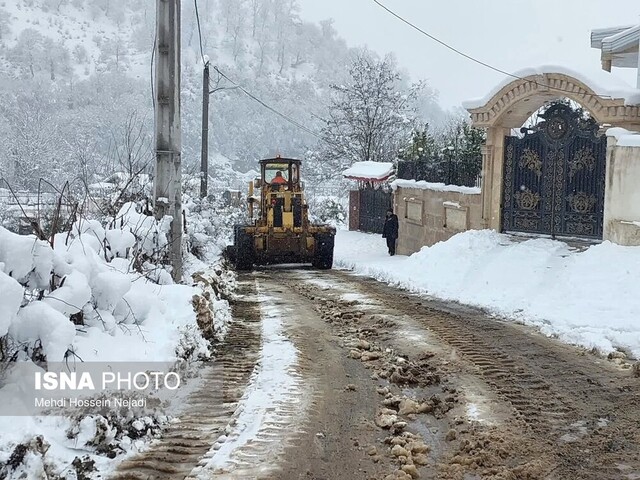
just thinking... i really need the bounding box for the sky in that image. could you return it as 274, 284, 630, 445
298, 0, 640, 109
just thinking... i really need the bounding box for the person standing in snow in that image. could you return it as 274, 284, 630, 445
382, 208, 399, 256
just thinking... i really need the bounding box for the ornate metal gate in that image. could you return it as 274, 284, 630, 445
502, 103, 606, 239
359, 187, 393, 234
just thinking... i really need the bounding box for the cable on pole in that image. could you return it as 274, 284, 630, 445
213, 66, 328, 142
194, 0, 206, 65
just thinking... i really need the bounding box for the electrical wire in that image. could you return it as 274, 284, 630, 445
371, 0, 617, 101
213, 66, 328, 142
194, 0, 206, 65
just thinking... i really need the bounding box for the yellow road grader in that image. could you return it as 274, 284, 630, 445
228, 157, 335, 270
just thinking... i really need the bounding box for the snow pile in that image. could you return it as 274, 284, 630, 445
0, 271, 23, 338
334, 229, 640, 357
0, 228, 53, 289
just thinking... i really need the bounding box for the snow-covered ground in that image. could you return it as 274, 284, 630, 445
334, 229, 640, 358
0, 201, 233, 479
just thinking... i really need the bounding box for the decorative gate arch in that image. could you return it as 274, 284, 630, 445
502, 103, 606, 238
464, 69, 640, 239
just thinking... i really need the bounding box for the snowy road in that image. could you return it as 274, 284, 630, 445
112, 267, 640, 480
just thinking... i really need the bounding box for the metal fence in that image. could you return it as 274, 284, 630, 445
358, 187, 393, 234
396, 154, 482, 188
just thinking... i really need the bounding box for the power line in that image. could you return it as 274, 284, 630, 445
193, 0, 206, 64
212, 66, 327, 142
371, 0, 616, 101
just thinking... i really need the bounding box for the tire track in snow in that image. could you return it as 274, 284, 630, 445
110, 278, 262, 480
188, 281, 309, 479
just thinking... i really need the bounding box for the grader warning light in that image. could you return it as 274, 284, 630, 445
227, 157, 335, 270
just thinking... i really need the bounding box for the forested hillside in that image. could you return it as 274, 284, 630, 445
0, 0, 445, 190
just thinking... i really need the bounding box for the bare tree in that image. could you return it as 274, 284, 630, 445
321, 50, 419, 169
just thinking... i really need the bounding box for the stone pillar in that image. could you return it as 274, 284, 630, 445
480, 143, 491, 229
483, 126, 510, 231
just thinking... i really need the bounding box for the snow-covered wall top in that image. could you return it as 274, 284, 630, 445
607, 127, 640, 147
391, 179, 481, 195
462, 65, 640, 109
342, 161, 394, 181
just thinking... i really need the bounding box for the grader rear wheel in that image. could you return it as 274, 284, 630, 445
312, 233, 334, 270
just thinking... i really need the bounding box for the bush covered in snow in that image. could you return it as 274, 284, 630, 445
0, 195, 237, 478
184, 194, 249, 264
307, 195, 347, 227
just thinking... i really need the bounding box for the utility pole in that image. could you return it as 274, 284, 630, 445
154, 0, 183, 281
200, 62, 210, 198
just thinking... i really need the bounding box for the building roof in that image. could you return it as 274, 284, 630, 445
592, 24, 640, 70
342, 161, 394, 182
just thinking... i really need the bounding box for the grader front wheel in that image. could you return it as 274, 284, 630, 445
233, 225, 254, 271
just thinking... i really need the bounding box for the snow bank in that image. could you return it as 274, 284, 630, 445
334, 229, 640, 357
462, 65, 640, 109
391, 179, 481, 195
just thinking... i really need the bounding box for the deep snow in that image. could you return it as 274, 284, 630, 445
0, 200, 233, 479
334, 229, 640, 358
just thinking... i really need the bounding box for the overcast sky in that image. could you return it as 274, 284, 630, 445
298, 0, 640, 109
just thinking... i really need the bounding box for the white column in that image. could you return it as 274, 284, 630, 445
637, 30, 640, 89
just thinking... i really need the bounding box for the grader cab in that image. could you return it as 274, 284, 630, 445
229, 157, 335, 270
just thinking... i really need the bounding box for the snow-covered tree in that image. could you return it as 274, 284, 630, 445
399, 124, 438, 161
321, 50, 419, 169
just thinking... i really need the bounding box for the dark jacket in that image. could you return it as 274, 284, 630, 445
382, 214, 399, 239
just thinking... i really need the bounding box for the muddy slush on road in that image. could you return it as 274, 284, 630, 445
114, 266, 640, 480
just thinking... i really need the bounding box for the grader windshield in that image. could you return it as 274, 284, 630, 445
262, 160, 300, 188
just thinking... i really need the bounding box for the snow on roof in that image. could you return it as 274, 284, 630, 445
462, 65, 640, 109
342, 161, 394, 181
607, 127, 640, 147
601, 24, 640, 53
591, 25, 636, 47
391, 179, 481, 195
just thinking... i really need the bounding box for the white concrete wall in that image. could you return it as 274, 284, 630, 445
604, 136, 640, 246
